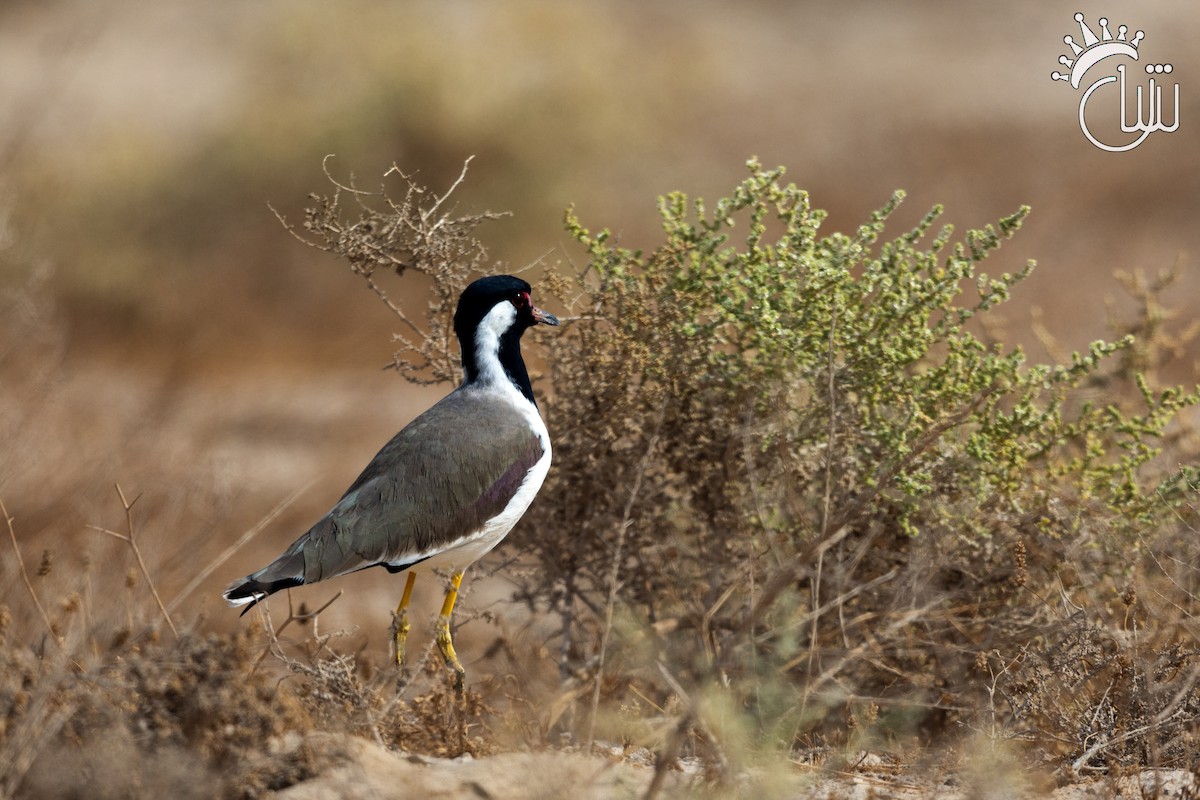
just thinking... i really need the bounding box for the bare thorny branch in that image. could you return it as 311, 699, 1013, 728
251, 588, 344, 677
269, 156, 509, 386
1, 496, 60, 648
87, 483, 178, 639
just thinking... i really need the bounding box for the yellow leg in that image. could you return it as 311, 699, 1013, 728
391, 572, 417, 669
435, 571, 467, 689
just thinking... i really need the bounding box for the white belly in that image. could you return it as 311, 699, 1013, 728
414, 437, 552, 574
395, 378, 552, 576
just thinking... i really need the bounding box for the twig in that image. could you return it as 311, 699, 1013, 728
251, 588, 343, 676
0, 687, 77, 800
644, 663, 696, 800
267, 201, 425, 339
820, 302, 838, 538
87, 483, 178, 638
554, 314, 606, 325
0, 496, 60, 647
363, 274, 424, 337
978, 647, 1027, 745
809, 298, 839, 676
796, 603, 937, 706
560, 569, 576, 682
644, 714, 691, 800
775, 568, 900, 673
1068, 707, 1190, 776
1136, 525, 1198, 604
742, 384, 999, 637
701, 574, 744, 664
1153, 661, 1200, 725
587, 402, 667, 751
416, 155, 474, 225
322, 153, 377, 196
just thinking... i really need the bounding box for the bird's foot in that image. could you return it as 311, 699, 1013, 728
435, 614, 466, 692
390, 571, 418, 686
390, 608, 412, 673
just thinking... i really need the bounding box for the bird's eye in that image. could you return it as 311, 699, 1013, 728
512, 292, 530, 309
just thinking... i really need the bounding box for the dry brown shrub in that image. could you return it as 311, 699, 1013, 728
2, 625, 319, 800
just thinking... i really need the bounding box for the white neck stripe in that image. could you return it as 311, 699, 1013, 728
472, 302, 517, 388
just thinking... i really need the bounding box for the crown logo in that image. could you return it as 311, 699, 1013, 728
1051, 13, 1143, 89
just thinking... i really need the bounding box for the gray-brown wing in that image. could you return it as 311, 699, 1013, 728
225, 388, 544, 601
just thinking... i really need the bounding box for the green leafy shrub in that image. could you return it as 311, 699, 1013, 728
530, 159, 1199, 757
295, 158, 1200, 772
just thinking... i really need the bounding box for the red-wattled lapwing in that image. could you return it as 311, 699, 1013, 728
223, 275, 558, 687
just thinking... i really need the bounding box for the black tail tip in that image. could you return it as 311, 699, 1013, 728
223, 576, 304, 615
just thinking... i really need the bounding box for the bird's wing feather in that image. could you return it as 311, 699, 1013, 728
288, 388, 544, 583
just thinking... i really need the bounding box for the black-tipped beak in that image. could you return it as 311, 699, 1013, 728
532, 305, 560, 326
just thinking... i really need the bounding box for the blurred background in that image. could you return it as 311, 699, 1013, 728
1, 0, 1197, 647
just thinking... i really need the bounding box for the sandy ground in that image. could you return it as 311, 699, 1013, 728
271, 734, 1199, 799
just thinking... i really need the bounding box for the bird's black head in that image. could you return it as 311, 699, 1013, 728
453, 275, 559, 341
454, 275, 559, 401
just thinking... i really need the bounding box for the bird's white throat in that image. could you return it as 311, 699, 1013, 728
471, 301, 519, 389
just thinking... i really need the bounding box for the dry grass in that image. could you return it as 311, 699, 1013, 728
0, 497, 507, 799
4, 156, 1200, 799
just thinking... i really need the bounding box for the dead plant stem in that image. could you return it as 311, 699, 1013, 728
0, 496, 60, 647
88, 484, 178, 638
809, 298, 839, 677
587, 403, 666, 751
744, 384, 999, 635
251, 588, 343, 676
1068, 707, 1190, 776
